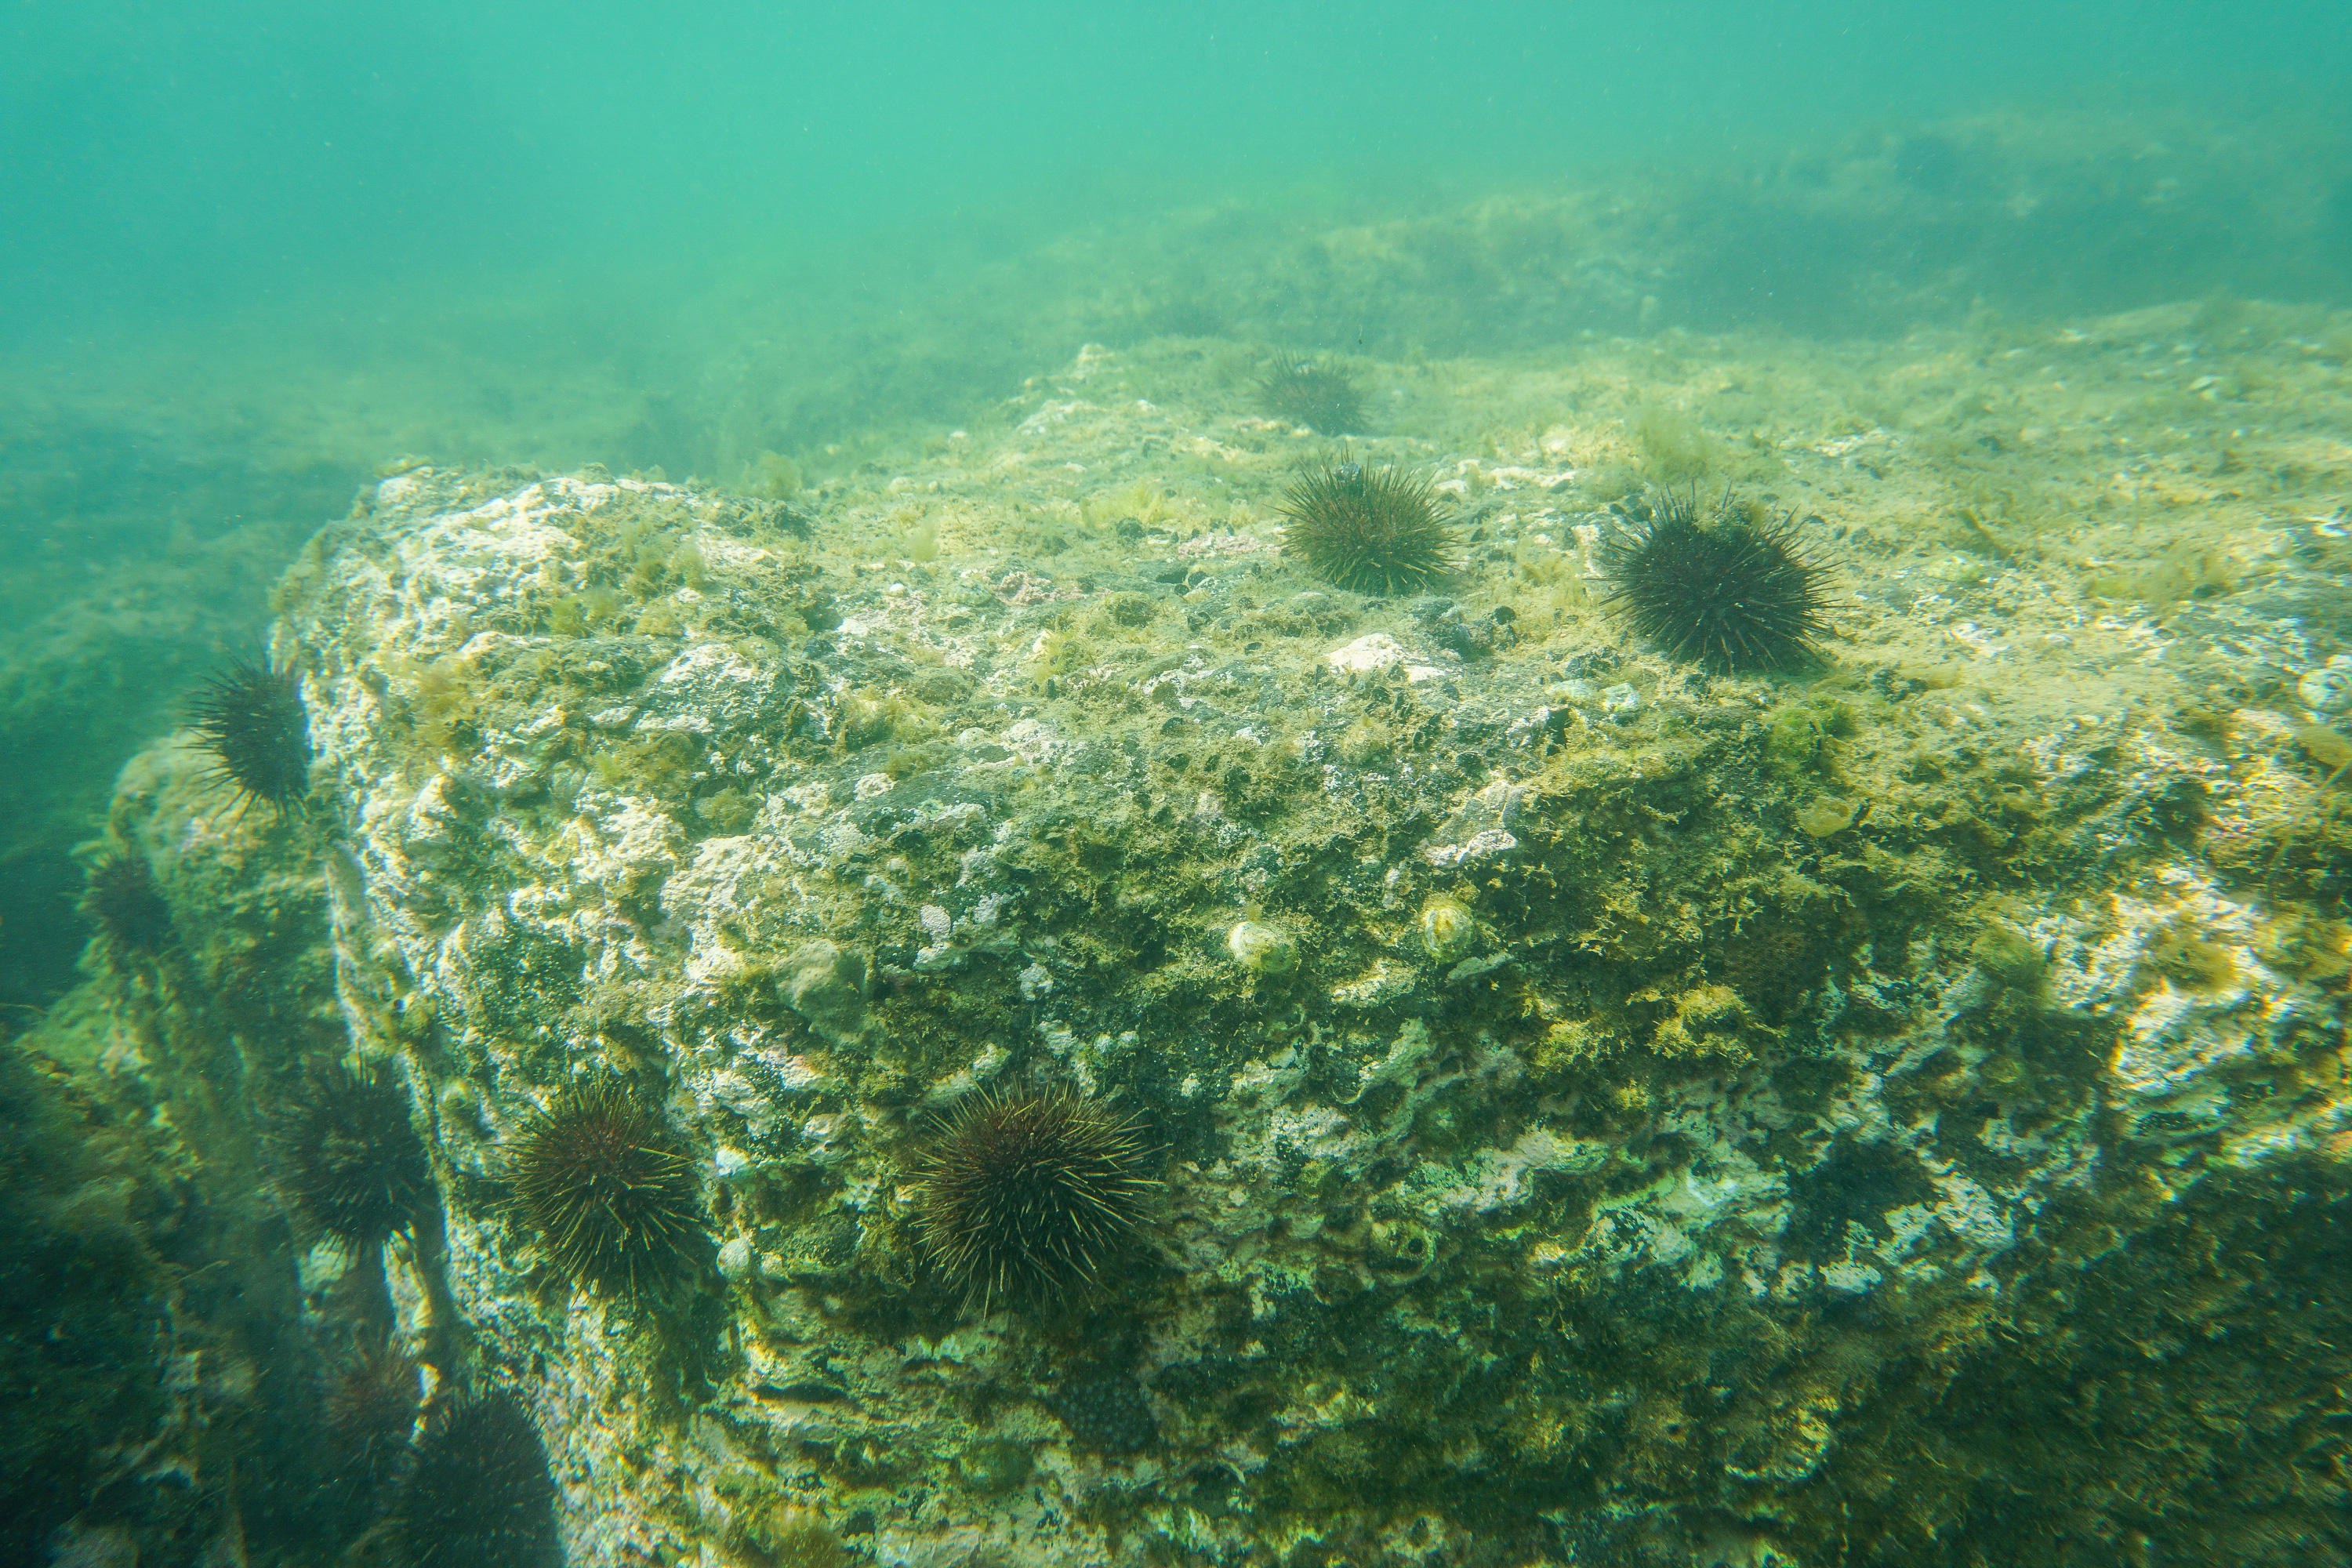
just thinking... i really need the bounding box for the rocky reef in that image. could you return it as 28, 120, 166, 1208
13, 310, 2352, 1566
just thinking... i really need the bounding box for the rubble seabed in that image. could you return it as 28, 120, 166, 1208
65, 333, 2352, 1565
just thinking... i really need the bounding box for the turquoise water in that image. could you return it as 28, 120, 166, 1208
6, 1, 2347, 339
3, 0, 2345, 512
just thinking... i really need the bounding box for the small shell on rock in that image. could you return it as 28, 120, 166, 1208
2299, 658, 2352, 715
1366, 1215, 1439, 1283
1227, 920, 1298, 975
1419, 897, 1477, 961
1796, 796, 1859, 837
1327, 633, 1406, 675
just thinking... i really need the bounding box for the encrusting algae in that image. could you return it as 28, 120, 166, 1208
135, 416, 2327, 1566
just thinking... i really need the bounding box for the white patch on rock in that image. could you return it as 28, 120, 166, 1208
1422, 1128, 1611, 1212
1327, 633, 1406, 674
638, 641, 785, 734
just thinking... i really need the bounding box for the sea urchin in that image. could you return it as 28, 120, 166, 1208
1258, 350, 1365, 434
913, 1087, 1158, 1309
82, 850, 172, 955
387, 1392, 561, 1568
275, 1058, 434, 1250
189, 659, 312, 812
323, 1338, 421, 1490
1278, 455, 1455, 597
1602, 488, 1831, 670
505, 1079, 700, 1294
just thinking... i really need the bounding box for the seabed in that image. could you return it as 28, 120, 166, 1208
5, 111, 2350, 1568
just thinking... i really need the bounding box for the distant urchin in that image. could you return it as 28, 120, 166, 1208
387, 1392, 561, 1568
913, 1087, 1159, 1310
189, 658, 312, 811
1258, 350, 1366, 434
1278, 454, 1456, 597
505, 1079, 701, 1294
1602, 488, 1831, 670
323, 1337, 421, 1490
275, 1058, 434, 1250
82, 849, 172, 955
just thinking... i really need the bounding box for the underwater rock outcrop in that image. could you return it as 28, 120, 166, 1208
23, 336, 2351, 1563
1, 726, 373, 1563
201, 448, 2344, 1566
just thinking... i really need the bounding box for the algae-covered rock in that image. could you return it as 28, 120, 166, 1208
23, 325, 2335, 1568
4, 100, 2350, 1563
227, 450, 2351, 1566
0, 731, 387, 1565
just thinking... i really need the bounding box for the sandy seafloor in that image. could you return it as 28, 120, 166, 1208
6, 120, 2352, 1568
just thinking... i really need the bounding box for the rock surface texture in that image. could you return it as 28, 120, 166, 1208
30, 299, 2352, 1568
216, 401, 2349, 1568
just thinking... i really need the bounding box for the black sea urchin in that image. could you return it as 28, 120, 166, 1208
1602, 489, 1831, 670
276, 1058, 434, 1250
506, 1079, 700, 1293
1258, 350, 1366, 434
1278, 455, 1455, 597
189, 659, 312, 812
82, 850, 172, 955
324, 1338, 421, 1489
914, 1087, 1158, 1310
387, 1393, 561, 1568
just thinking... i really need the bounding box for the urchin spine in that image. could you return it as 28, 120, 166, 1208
915, 1087, 1158, 1309
189, 659, 312, 811
1602, 488, 1830, 670
1278, 455, 1455, 597
506, 1080, 700, 1293
275, 1058, 434, 1249
389, 1392, 560, 1568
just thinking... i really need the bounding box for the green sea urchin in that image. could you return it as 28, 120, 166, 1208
189, 659, 312, 812
913, 1087, 1158, 1310
1258, 350, 1366, 434
1278, 455, 1455, 597
275, 1058, 434, 1250
505, 1079, 700, 1293
81, 850, 172, 955
387, 1392, 561, 1568
1602, 488, 1831, 670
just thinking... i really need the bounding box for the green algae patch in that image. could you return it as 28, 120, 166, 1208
1766, 693, 1857, 779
